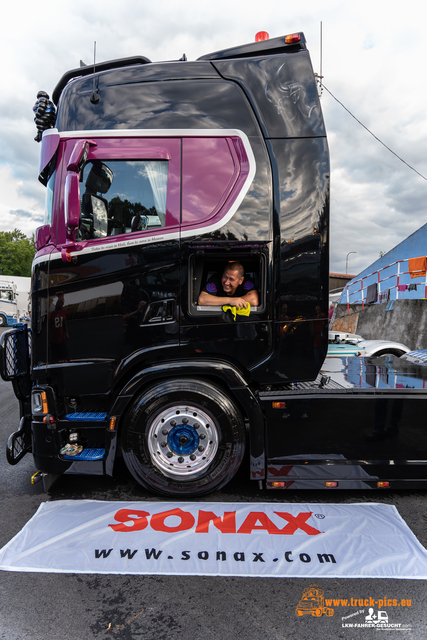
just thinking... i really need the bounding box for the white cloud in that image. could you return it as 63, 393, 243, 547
0, 165, 45, 236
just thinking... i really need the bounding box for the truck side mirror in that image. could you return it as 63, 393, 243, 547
67, 139, 95, 173
64, 139, 97, 240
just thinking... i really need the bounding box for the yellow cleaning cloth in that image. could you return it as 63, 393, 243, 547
222, 303, 251, 320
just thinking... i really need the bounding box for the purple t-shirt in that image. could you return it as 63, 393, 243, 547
203, 273, 256, 298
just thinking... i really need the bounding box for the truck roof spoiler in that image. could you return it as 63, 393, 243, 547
52, 55, 151, 105
197, 32, 306, 61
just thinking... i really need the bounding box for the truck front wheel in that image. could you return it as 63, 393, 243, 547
121, 379, 246, 497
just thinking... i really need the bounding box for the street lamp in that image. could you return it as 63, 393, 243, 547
346, 252, 356, 274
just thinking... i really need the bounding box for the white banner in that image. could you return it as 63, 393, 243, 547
1, 501, 427, 578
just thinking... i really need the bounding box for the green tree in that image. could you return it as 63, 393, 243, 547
0, 230, 35, 277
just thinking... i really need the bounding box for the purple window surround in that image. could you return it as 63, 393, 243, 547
38, 134, 251, 260
39, 130, 60, 179
181, 137, 249, 230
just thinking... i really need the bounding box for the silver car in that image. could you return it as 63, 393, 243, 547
328, 331, 411, 358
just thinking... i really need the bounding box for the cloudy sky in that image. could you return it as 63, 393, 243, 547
1, 0, 426, 275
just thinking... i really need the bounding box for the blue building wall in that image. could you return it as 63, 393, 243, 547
339, 223, 427, 304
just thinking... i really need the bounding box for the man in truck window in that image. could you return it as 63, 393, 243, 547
198, 262, 259, 309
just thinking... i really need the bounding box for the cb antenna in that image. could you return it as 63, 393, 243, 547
90, 41, 100, 104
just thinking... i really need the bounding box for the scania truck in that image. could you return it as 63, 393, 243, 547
2, 32, 427, 496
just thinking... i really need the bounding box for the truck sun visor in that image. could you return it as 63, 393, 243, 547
38, 129, 60, 186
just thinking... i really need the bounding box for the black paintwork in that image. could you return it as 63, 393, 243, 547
212, 52, 325, 139
263, 391, 427, 489
52, 56, 152, 105
56, 76, 260, 135
42, 241, 181, 397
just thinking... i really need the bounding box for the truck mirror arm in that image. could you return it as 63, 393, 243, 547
63, 139, 98, 254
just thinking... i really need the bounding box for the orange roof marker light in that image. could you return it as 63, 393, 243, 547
285, 33, 301, 44
255, 31, 269, 42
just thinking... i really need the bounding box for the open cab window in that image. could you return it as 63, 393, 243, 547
188, 249, 266, 316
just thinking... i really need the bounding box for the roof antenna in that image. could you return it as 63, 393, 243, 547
90, 41, 101, 104
315, 22, 324, 97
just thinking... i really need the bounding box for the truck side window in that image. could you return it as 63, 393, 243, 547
79, 159, 168, 240
190, 254, 264, 314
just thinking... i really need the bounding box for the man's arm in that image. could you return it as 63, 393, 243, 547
198, 289, 259, 309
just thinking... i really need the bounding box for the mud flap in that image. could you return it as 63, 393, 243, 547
42, 473, 62, 492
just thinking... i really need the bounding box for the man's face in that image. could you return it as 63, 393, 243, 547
222, 268, 244, 295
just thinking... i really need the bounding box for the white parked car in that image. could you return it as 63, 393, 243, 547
328, 331, 411, 358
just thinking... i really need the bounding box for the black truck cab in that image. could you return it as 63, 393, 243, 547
1, 33, 331, 495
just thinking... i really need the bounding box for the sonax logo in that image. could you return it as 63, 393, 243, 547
109, 508, 322, 535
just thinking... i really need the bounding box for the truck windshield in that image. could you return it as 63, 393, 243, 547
79, 159, 168, 240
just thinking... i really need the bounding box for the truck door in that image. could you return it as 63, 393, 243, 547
47, 135, 181, 397
179, 133, 272, 372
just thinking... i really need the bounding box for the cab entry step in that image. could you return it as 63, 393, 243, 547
62, 446, 105, 461
65, 412, 108, 421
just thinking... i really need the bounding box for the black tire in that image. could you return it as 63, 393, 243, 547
121, 378, 246, 497
0, 315, 6, 326
372, 348, 405, 358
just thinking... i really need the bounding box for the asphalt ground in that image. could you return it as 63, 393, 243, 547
0, 327, 426, 640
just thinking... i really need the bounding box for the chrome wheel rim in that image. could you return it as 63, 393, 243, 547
147, 404, 219, 479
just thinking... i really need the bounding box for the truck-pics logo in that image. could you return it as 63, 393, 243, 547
296, 586, 414, 627
296, 585, 334, 618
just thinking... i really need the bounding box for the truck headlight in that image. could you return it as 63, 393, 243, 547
32, 391, 48, 415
